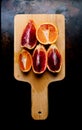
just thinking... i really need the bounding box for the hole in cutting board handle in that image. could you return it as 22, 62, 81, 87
38, 111, 42, 114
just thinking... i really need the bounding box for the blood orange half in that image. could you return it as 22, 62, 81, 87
36, 23, 58, 45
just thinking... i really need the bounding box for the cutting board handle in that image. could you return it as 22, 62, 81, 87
31, 85, 48, 120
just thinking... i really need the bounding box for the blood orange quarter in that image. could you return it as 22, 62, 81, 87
19, 49, 32, 72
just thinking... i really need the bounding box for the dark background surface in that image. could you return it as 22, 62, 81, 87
1, 0, 82, 128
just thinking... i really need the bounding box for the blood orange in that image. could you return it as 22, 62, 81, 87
21, 20, 37, 49
36, 23, 58, 45
47, 44, 61, 73
19, 49, 32, 72
32, 44, 47, 74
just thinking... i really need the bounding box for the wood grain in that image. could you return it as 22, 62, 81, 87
14, 14, 65, 120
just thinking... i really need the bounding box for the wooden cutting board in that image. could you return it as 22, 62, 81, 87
14, 14, 65, 120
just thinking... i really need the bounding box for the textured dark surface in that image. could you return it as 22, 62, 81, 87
1, 0, 82, 128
